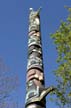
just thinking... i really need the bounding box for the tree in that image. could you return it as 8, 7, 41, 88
0, 57, 19, 108
51, 7, 71, 108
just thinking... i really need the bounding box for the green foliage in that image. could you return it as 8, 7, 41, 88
51, 7, 71, 108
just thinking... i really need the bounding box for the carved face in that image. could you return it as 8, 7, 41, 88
29, 10, 40, 26
27, 69, 44, 82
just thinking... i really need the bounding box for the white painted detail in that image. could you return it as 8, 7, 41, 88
29, 8, 33, 11
27, 104, 36, 108
35, 18, 40, 25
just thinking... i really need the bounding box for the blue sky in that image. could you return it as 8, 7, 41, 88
0, 0, 71, 108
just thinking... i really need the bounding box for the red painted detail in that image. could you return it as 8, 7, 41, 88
27, 69, 44, 82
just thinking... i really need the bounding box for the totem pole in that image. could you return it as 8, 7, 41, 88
25, 8, 54, 108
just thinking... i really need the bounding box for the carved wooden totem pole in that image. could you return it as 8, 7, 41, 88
25, 8, 54, 108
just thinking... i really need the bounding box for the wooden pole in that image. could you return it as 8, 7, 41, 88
25, 8, 55, 108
